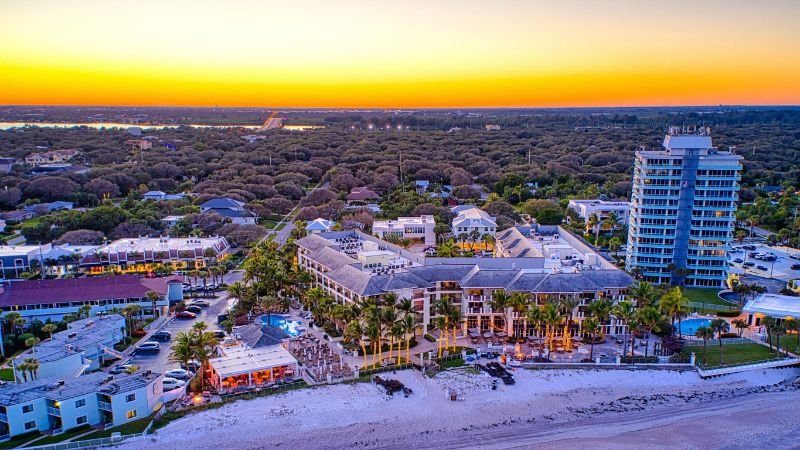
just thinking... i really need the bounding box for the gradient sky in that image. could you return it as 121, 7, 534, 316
1, 0, 799, 108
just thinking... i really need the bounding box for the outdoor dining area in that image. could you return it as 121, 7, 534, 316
208, 344, 298, 394
284, 334, 352, 382
470, 327, 595, 362
468, 328, 511, 346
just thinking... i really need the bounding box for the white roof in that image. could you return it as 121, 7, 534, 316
306, 218, 333, 231
743, 293, 800, 319
0, 245, 47, 257
97, 236, 227, 254
452, 206, 497, 228
209, 344, 297, 378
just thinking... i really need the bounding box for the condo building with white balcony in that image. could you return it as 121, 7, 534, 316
626, 127, 742, 288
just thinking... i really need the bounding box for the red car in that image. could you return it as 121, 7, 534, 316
176, 311, 196, 319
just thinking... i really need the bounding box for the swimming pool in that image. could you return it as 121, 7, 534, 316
262, 315, 304, 337
676, 318, 712, 336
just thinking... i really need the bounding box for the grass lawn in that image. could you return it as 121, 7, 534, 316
683, 342, 782, 369
440, 358, 465, 369
0, 368, 15, 382
0, 432, 42, 449
81, 417, 153, 439
24, 425, 92, 447
683, 288, 730, 306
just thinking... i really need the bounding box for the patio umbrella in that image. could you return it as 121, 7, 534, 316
496, 332, 508, 337
483, 331, 494, 338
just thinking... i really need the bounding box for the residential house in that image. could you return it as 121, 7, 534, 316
346, 187, 380, 204
567, 199, 630, 226
0, 275, 179, 322
125, 139, 152, 151
1, 211, 33, 223
0, 370, 163, 440
414, 180, 430, 194
24, 150, 79, 167
451, 206, 497, 240
23, 201, 74, 215
143, 191, 186, 202
160, 215, 185, 229
200, 198, 257, 225
306, 218, 334, 235
0, 158, 16, 174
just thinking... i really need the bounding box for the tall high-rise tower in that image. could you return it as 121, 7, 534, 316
626, 127, 742, 288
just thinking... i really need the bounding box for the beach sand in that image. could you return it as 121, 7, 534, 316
121, 367, 800, 449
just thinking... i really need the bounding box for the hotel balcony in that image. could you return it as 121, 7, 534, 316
47, 406, 61, 417
98, 401, 113, 411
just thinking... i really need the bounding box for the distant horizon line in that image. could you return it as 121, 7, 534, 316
2, 103, 800, 111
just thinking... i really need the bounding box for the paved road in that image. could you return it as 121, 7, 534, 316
268, 181, 329, 246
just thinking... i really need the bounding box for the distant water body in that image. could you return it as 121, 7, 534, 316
0, 122, 324, 131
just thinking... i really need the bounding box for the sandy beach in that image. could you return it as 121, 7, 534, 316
122, 367, 800, 450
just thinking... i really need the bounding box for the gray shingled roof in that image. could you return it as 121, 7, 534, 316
295, 234, 337, 252
328, 265, 373, 295
496, 228, 540, 258
579, 270, 635, 288
534, 273, 601, 293
460, 269, 519, 288
505, 272, 549, 291
309, 246, 357, 270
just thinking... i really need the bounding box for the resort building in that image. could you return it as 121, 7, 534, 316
80, 236, 229, 274
743, 293, 800, 328
567, 199, 631, 226
12, 315, 126, 383
626, 127, 742, 288
0, 275, 179, 322
0, 244, 51, 280
372, 215, 436, 246
306, 218, 334, 235
296, 228, 633, 337
451, 206, 497, 239
0, 370, 163, 440
208, 344, 297, 393
24, 149, 79, 167
494, 228, 539, 258
200, 198, 257, 225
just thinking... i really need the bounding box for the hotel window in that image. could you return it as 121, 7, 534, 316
77, 416, 87, 425
75, 399, 86, 408
22, 404, 34, 413
127, 410, 137, 419
126, 393, 136, 402
24, 421, 36, 430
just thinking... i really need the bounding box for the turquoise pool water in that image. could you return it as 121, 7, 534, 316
262, 315, 304, 337
676, 318, 712, 336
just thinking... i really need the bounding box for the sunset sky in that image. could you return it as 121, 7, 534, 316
1, 0, 798, 108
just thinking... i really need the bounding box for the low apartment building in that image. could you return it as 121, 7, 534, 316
0, 370, 163, 440
567, 199, 631, 226
296, 230, 633, 337
0, 275, 178, 322
80, 236, 229, 274
372, 215, 436, 246
0, 244, 51, 280
12, 315, 126, 383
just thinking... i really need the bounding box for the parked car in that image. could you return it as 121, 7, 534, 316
176, 311, 197, 319
136, 342, 160, 353
185, 305, 203, 314
791, 264, 800, 270
110, 364, 135, 374
733, 258, 744, 263
789, 253, 800, 260
756, 265, 769, 271
743, 245, 757, 250
165, 368, 193, 380
181, 360, 201, 372
189, 300, 211, 307
743, 261, 755, 267
151, 331, 172, 341
163, 377, 186, 390
213, 330, 226, 339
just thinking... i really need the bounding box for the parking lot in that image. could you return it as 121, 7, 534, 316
729, 244, 800, 282
124, 270, 243, 375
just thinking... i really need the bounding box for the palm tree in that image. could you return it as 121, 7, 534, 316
630, 281, 657, 307
78, 304, 93, 320
192, 326, 219, 391
586, 213, 599, 242
542, 303, 563, 351
773, 321, 786, 357
25, 336, 41, 353
694, 326, 714, 367
41, 323, 57, 340
612, 300, 635, 357
761, 316, 776, 351
437, 239, 459, 257
448, 308, 462, 352
634, 306, 662, 358
481, 234, 495, 252
344, 320, 368, 368
560, 296, 580, 334
402, 313, 415, 362
122, 304, 141, 338
509, 292, 529, 337
601, 211, 619, 234
260, 295, 280, 326
146, 290, 161, 319
587, 298, 612, 338
732, 319, 749, 337
169, 331, 194, 374
490, 290, 511, 334
583, 317, 600, 360
434, 316, 447, 358
390, 323, 405, 364
710, 318, 730, 366
365, 320, 382, 368
660, 287, 689, 337
783, 318, 799, 352
3, 312, 21, 336
526, 306, 543, 340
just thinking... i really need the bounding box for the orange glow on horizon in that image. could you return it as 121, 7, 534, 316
1, 0, 799, 108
